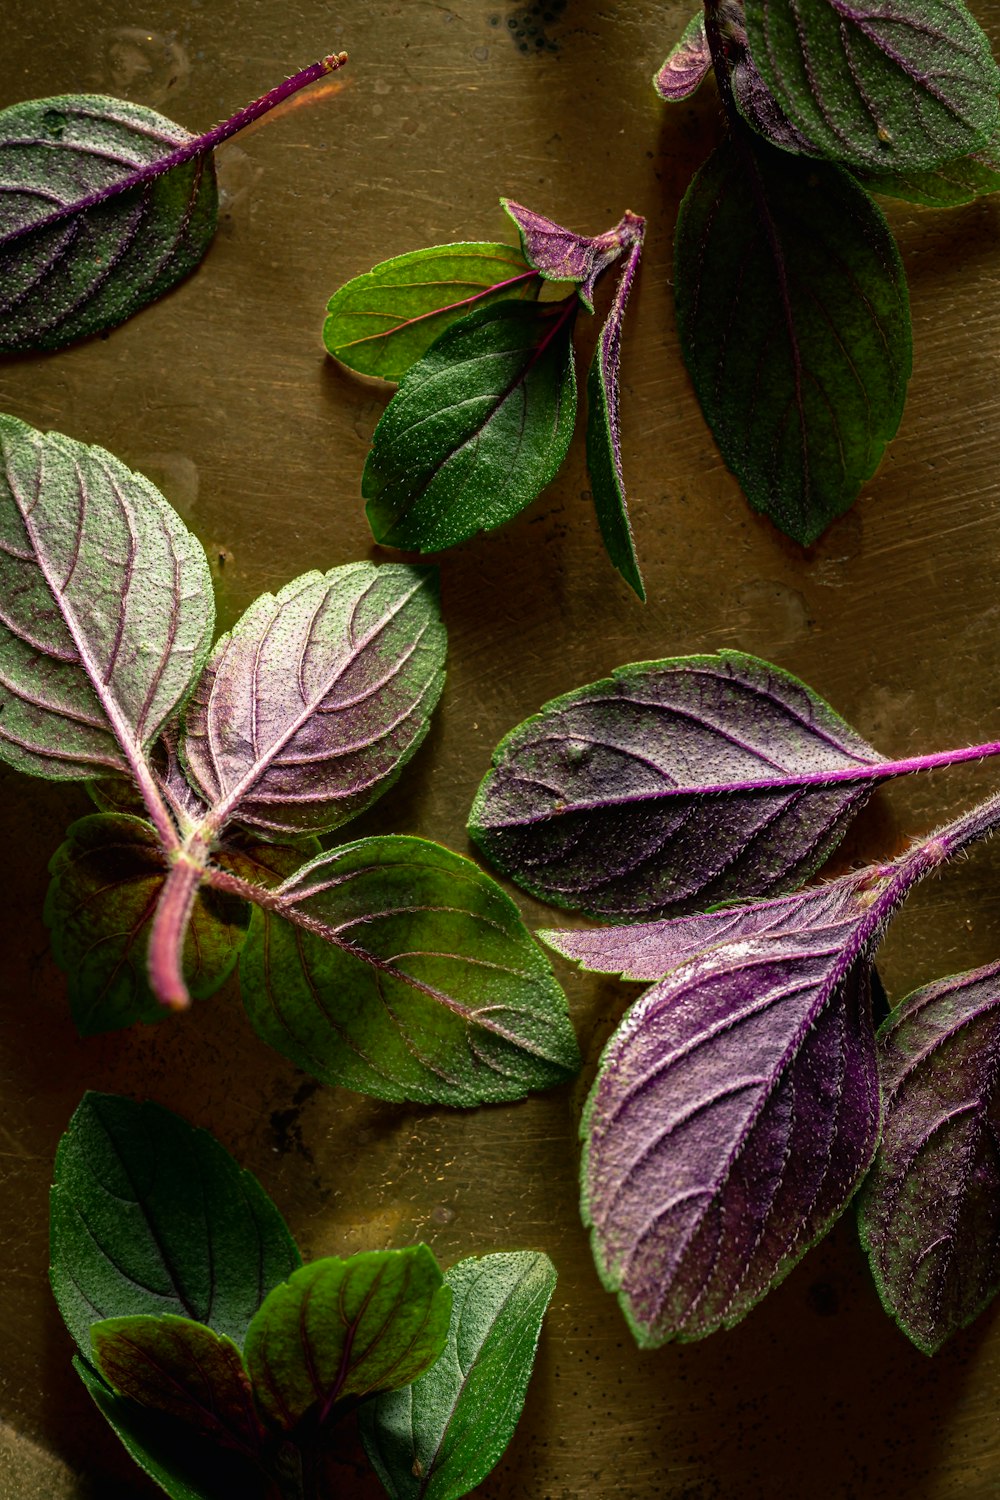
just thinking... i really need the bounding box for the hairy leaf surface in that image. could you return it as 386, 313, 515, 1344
238, 835, 580, 1105
360, 1251, 556, 1500
470, 650, 885, 919
182, 563, 444, 839
245, 1247, 451, 1430
502, 200, 632, 311
860, 125, 1000, 204
745, 0, 998, 172
323, 242, 540, 380
674, 131, 911, 543
50, 1093, 301, 1357
654, 13, 713, 100
362, 298, 578, 552
858, 960, 1000, 1352
580, 874, 886, 1344
0, 415, 214, 782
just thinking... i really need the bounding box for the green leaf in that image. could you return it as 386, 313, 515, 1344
50, 1093, 301, 1358
362, 297, 578, 552
323, 242, 540, 381
859, 122, 1000, 204
245, 1246, 452, 1430
745, 0, 998, 171
90, 1314, 263, 1453
44, 813, 248, 1035
237, 834, 580, 1106
360, 1251, 556, 1500
0, 415, 214, 783
75, 1357, 268, 1500
674, 129, 911, 543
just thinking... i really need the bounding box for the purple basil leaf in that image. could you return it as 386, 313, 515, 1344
858, 959, 1000, 1353
0, 57, 346, 353
728, 42, 819, 155
502, 200, 642, 312
654, 13, 713, 101
580, 871, 891, 1344
181, 562, 445, 840
469, 650, 887, 919
585, 231, 645, 601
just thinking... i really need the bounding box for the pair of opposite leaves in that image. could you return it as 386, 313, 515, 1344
52, 1092, 556, 1500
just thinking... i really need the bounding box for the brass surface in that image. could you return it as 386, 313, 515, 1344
2, 1, 1000, 1495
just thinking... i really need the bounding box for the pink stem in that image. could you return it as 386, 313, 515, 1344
147, 840, 212, 1009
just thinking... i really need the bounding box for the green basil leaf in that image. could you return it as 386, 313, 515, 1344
362, 297, 578, 552
323, 242, 539, 380
245, 1246, 452, 1430
745, 0, 998, 171
674, 130, 911, 543
50, 1093, 301, 1357
237, 834, 580, 1106
360, 1251, 556, 1500
859, 121, 1000, 204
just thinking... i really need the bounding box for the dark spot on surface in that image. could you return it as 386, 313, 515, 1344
504, 0, 565, 52
269, 1078, 320, 1162
807, 1280, 839, 1316
42, 107, 66, 138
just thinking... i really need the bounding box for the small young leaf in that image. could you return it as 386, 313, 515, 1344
44, 813, 248, 1035
0, 415, 214, 784
745, 0, 999, 172
181, 563, 445, 839
362, 297, 578, 552
859, 124, 1000, 205
0, 57, 345, 353
244, 1246, 452, 1430
654, 13, 713, 101
323, 242, 540, 380
579, 873, 891, 1344
586, 232, 645, 600
674, 129, 911, 543
91, 1314, 263, 1452
51, 1093, 301, 1357
858, 960, 1000, 1353
237, 835, 580, 1105
360, 1251, 556, 1500
469, 651, 886, 919
501, 200, 636, 311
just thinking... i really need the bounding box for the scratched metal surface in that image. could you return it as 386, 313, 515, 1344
2, 1, 1000, 1496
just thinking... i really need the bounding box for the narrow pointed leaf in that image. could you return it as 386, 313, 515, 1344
654, 13, 713, 100
859, 123, 1000, 204
586, 232, 645, 600
323, 242, 540, 381
181, 562, 445, 839
362, 297, 578, 552
858, 959, 1000, 1353
0, 58, 345, 353
0, 415, 214, 784
581, 872, 893, 1345
469, 650, 887, 920
674, 131, 911, 543
91, 1315, 264, 1452
245, 1247, 452, 1430
50, 1093, 301, 1358
44, 813, 248, 1035
238, 835, 580, 1105
502, 200, 640, 310
745, 0, 999, 172
360, 1251, 556, 1500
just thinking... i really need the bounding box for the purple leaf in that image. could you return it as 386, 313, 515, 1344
858, 959, 1000, 1353
654, 13, 713, 101
502, 200, 642, 312
181, 563, 445, 840
0, 57, 347, 353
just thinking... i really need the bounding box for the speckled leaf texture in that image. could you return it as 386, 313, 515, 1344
0, 415, 214, 782
744, 0, 999, 172
362, 297, 578, 552
360, 1251, 557, 1500
577, 876, 884, 1344
469, 650, 885, 920
181, 563, 445, 839
858, 960, 1000, 1353
50, 1093, 301, 1359
238, 835, 579, 1105
245, 1247, 451, 1430
860, 123, 1000, 203
0, 94, 216, 353
502, 199, 624, 310
674, 129, 911, 543
654, 12, 713, 100
323, 242, 540, 381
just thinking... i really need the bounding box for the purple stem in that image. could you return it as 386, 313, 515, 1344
7, 52, 348, 244
147, 836, 212, 1009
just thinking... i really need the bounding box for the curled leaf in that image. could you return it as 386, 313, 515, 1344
654, 13, 713, 101
502, 200, 639, 311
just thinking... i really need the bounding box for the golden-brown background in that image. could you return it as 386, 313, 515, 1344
2, 1, 1000, 1494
